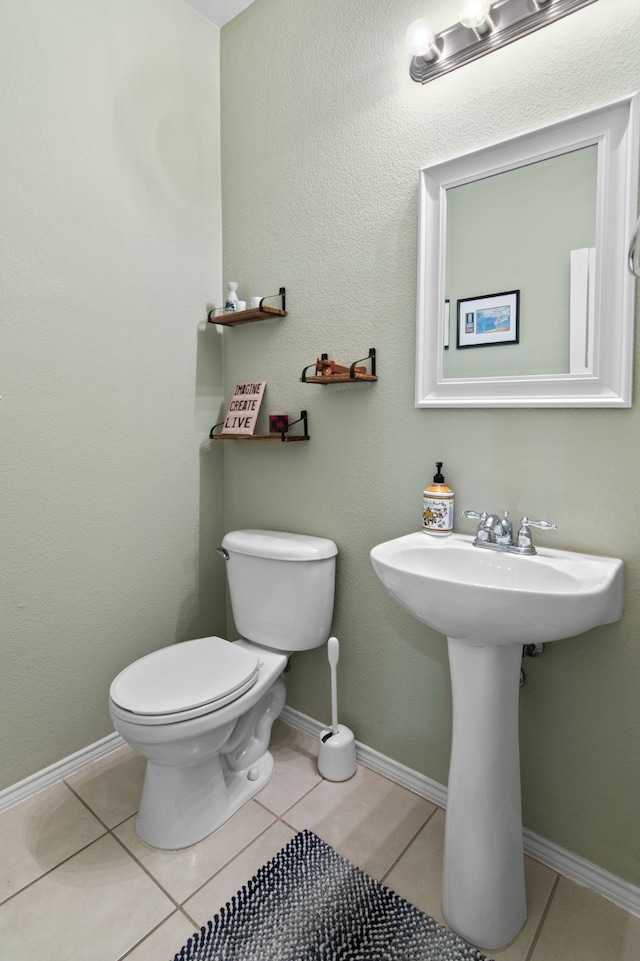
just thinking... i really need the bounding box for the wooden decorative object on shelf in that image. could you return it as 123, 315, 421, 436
207, 288, 287, 328
316, 358, 366, 378
209, 410, 309, 443
301, 348, 377, 384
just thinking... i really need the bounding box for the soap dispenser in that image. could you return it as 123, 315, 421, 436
423, 462, 454, 536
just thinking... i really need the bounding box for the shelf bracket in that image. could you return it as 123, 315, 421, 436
260, 287, 286, 312
301, 353, 329, 382
284, 409, 308, 441
350, 347, 376, 379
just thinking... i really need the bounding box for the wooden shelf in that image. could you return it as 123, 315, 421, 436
207, 288, 287, 328
209, 410, 309, 443
208, 304, 287, 328
210, 432, 309, 442
303, 373, 377, 384
301, 348, 377, 384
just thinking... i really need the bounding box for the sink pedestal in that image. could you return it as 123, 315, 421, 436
370, 531, 624, 951
443, 638, 526, 950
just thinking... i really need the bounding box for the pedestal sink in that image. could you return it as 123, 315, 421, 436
370, 532, 623, 950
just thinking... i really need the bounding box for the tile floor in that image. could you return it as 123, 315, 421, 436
1, 721, 638, 961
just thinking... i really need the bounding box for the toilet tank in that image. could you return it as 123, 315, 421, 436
221, 530, 337, 652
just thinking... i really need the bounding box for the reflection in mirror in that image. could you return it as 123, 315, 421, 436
444, 147, 597, 379
415, 95, 639, 408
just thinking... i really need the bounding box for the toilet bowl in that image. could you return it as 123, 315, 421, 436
109, 530, 337, 850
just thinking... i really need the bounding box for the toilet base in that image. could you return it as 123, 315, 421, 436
110, 653, 288, 851
136, 749, 275, 850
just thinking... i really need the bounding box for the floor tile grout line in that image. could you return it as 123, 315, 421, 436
523, 872, 561, 961
65, 782, 198, 920
63, 777, 156, 836
64, 777, 192, 912
116, 907, 185, 961
63, 778, 116, 832
0, 830, 111, 907
177, 814, 317, 933
107, 828, 187, 909
168, 818, 278, 911
179, 903, 201, 932
62, 779, 187, 911
160, 816, 302, 940
253, 770, 324, 818
380, 803, 442, 886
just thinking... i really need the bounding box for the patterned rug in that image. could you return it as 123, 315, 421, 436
172, 829, 493, 961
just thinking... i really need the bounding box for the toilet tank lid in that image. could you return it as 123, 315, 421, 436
222, 529, 337, 561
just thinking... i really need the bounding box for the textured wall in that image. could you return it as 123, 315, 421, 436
0, 0, 225, 788
220, 0, 640, 884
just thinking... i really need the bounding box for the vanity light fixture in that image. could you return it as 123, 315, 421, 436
408, 0, 598, 84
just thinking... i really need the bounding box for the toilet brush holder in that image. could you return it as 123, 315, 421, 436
318, 724, 357, 782
317, 636, 357, 782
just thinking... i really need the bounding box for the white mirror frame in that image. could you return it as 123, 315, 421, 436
415, 95, 639, 408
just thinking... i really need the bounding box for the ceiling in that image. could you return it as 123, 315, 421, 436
183, 0, 255, 27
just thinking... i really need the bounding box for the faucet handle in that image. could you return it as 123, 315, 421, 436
462, 510, 487, 522
519, 517, 557, 531
462, 510, 494, 543
517, 517, 557, 554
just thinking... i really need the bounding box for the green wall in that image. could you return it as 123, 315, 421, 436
220, 0, 640, 885
0, 0, 226, 787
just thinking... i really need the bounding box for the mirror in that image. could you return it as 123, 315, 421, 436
415, 96, 639, 408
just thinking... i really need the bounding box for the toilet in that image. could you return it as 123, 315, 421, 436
109, 529, 337, 850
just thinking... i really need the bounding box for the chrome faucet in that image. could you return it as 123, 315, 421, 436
463, 510, 557, 556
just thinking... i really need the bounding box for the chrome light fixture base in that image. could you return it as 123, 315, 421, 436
409, 0, 598, 84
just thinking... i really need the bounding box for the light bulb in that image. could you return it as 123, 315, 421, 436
405, 18, 438, 60
459, 0, 493, 34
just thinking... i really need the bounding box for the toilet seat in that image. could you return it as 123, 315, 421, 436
109, 636, 259, 723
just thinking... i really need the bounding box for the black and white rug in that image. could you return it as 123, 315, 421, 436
172, 829, 493, 961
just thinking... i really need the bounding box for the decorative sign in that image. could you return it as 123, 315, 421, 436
222, 381, 266, 434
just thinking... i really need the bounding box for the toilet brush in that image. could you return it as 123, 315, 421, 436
317, 636, 357, 781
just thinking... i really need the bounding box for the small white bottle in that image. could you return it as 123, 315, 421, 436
225, 282, 239, 312
423, 462, 454, 536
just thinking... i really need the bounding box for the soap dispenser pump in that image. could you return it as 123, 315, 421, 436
423, 462, 454, 536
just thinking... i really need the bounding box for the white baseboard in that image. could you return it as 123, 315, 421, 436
280, 705, 640, 919
0, 732, 125, 814
523, 829, 640, 918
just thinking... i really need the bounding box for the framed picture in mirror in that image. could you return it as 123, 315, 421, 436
456, 290, 520, 349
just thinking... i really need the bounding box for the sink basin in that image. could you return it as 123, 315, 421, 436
370, 531, 624, 950
370, 532, 624, 646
